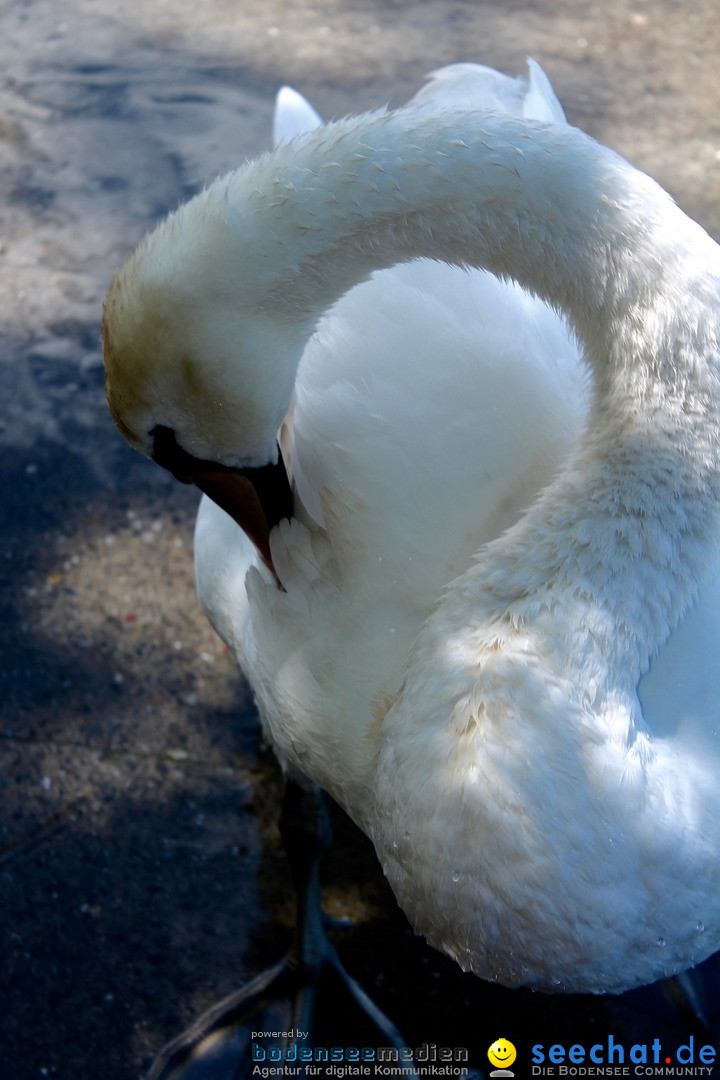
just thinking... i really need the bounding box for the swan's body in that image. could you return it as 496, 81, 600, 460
103, 62, 720, 995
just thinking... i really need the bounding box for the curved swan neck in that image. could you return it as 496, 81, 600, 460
224, 108, 720, 379
218, 108, 720, 671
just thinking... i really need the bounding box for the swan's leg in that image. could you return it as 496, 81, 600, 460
145, 780, 418, 1080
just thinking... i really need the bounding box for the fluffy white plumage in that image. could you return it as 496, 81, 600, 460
103, 61, 720, 994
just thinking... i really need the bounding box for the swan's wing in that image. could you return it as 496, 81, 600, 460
273, 60, 565, 153
290, 260, 588, 590
409, 58, 565, 124
272, 86, 323, 146
523, 58, 566, 124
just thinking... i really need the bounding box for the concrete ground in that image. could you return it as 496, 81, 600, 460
2, 1, 720, 1077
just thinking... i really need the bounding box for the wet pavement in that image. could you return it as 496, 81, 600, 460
2, 1, 720, 1078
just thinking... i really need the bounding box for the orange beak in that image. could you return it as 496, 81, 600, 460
151, 425, 293, 581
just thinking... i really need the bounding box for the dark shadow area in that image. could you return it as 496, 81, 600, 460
1, 756, 287, 1079
5, 755, 720, 1080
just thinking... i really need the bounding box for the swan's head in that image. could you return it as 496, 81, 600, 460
102, 192, 302, 573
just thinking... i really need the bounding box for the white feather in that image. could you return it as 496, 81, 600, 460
104, 60, 720, 995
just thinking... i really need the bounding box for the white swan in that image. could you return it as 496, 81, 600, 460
102, 60, 720, 996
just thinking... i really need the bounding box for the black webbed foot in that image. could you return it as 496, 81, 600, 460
145, 781, 418, 1080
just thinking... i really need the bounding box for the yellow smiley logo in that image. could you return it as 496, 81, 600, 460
488, 1039, 517, 1070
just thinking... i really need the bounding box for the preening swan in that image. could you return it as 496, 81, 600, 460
103, 59, 720, 998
